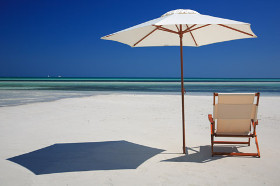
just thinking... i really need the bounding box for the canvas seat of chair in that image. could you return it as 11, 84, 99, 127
214, 93, 258, 136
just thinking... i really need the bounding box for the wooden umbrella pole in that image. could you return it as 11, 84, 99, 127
179, 25, 186, 154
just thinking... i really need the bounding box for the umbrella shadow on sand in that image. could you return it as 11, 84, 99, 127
162, 145, 247, 163
7, 140, 164, 175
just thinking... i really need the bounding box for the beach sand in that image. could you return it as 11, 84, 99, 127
0, 93, 280, 185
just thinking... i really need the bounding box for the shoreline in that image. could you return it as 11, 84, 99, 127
0, 90, 280, 107
1, 90, 280, 107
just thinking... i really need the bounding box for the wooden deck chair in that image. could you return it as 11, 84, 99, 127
208, 93, 260, 157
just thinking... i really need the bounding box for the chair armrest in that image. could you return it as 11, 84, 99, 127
208, 114, 214, 135
208, 114, 214, 124
251, 119, 258, 135
251, 119, 259, 126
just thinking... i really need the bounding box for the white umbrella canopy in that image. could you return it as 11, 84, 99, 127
101, 9, 256, 47
101, 9, 257, 154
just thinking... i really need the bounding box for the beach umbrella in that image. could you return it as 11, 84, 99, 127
101, 9, 257, 154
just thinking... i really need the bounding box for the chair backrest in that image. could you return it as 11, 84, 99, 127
213, 93, 259, 135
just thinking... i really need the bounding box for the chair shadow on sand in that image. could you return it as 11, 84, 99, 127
162, 145, 249, 163
7, 140, 164, 175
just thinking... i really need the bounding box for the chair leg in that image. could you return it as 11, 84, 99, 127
248, 138, 250, 146
211, 135, 214, 157
255, 136, 260, 158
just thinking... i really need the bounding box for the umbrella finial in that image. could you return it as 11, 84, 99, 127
161, 9, 200, 17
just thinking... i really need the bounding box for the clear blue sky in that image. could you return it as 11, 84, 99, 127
0, 0, 279, 78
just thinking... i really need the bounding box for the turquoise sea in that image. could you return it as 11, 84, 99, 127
1, 77, 280, 106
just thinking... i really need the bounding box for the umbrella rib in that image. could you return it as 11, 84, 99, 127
153, 25, 179, 34
133, 27, 158, 47
183, 24, 211, 34
175, 24, 180, 32
218, 24, 254, 37
182, 24, 197, 33
103, 33, 114, 38
186, 25, 198, 46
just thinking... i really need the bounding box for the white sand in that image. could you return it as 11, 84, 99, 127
0, 93, 280, 185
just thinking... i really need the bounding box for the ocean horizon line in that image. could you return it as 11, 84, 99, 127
1, 77, 280, 82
